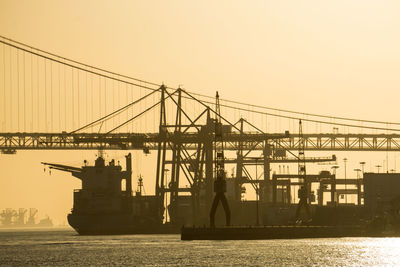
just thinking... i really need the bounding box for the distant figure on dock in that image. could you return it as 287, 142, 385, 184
295, 186, 311, 222
209, 175, 231, 228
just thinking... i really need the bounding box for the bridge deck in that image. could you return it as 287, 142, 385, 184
1, 132, 400, 151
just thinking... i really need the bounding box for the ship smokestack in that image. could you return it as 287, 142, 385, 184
126, 153, 132, 195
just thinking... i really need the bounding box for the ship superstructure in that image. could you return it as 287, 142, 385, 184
42, 153, 173, 234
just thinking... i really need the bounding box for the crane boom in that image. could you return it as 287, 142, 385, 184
41, 162, 82, 173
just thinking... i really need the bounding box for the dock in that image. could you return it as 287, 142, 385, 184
181, 225, 366, 240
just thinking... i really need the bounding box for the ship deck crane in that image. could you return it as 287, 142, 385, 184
41, 162, 83, 179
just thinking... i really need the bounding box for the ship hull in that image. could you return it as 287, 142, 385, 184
67, 214, 179, 235
181, 225, 368, 240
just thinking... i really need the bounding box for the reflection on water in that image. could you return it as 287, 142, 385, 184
0, 229, 399, 266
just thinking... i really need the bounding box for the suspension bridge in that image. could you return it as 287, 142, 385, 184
1, 36, 400, 153
1, 35, 400, 216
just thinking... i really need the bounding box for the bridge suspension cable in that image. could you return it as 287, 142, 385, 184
190, 92, 400, 126
0, 37, 158, 92
1, 35, 400, 133
70, 87, 161, 133
197, 98, 400, 132
0, 35, 159, 88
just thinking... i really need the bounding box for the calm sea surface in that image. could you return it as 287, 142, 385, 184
0, 228, 399, 266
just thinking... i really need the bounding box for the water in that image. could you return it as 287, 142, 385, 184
0, 228, 399, 266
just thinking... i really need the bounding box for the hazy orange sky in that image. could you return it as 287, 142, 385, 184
1, 1, 400, 224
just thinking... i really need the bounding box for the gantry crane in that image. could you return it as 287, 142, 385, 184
209, 92, 231, 227
295, 120, 311, 221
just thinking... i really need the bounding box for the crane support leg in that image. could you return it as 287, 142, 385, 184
209, 193, 231, 228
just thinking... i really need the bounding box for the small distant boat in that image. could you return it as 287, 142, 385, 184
37, 217, 53, 228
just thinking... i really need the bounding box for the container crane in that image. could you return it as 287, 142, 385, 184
209, 92, 231, 227
295, 120, 311, 222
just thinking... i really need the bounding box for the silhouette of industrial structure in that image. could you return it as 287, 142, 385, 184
1, 36, 400, 234
0, 208, 53, 228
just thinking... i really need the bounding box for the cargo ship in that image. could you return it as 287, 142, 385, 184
43, 151, 400, 237
43, 153, 178, 235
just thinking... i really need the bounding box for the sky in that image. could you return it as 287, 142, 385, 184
1, 0, 400, 224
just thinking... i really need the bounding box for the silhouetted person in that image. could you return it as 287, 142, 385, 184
209, 176, 231, 228
295, 186, 311, 221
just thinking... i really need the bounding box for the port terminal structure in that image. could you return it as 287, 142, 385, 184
2, 36, 400, 227
0, 86, 392, 226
